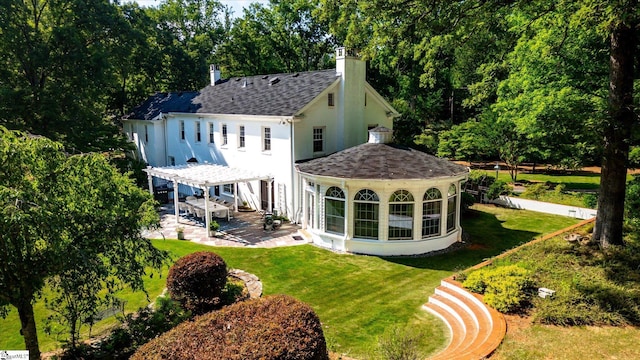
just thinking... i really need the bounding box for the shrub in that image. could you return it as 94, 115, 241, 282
486, 180, 510, 200
131, 294, 329, 360
96, 297, 190, 359
583, 193, 598, 209
167, 251, 228, 315
463, 265, 532, 313
377, 325, 424, 360
461, 192, 475, 213
521, 183, 547, 200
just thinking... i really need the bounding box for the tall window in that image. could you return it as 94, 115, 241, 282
221, 124, 228, 145
239, 125, 245, 148
325, 187, 345, 235
388, 190, 414, 240
180, 121, 185, 140
195, 121, 201, 142
263, 127, 271, 151
328, 93, 335, 107
447, 184, 457, 232
313, 127, 324, 153
209, 122, 215, 143
168, 156, 175, 166
354, 189, 379, 240
422, 188, 442, 238
144, 124, 149, 143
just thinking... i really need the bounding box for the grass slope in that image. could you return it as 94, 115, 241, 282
0, 205, 580, 358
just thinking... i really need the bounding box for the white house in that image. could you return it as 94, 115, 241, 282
124, 48, 398, 217
124, 47, 469, 255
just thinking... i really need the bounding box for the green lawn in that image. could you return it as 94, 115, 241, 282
496, 171, 602, 190
0, 204, 580, 359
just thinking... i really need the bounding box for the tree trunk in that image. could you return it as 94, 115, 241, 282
16, 298, 42, 360
593, 22, 636, 247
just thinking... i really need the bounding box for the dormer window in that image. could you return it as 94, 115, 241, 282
328, 93, 335, 107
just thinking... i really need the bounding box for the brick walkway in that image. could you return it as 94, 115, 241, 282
143, 204, 310, 248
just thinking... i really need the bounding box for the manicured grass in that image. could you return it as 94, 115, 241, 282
0, 204, 580, 358
496, 171, 602, 190
492, 324, 640, 359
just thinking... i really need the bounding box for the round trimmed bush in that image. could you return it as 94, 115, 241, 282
167, 251, 227, 315
131, 294, 329, 360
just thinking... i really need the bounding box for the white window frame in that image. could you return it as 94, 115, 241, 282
221, 124, 228, 146
328, 93, 335, 107
238, 125, 245, 148
195, 121, 201, 142
179, 120, 185, 141
263, 126, 271, 152
313, 127, 325, 154
208, 122, 215, 144
144, 124, 149, 143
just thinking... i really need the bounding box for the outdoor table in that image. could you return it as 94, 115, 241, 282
186, 198, 230, 221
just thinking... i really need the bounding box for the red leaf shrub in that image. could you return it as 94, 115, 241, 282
166, 251, 227, 315
131, 294, 329, 360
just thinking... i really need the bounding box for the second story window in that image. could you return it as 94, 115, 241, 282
144, 124, 149, 143
221, 124, 228, 145
328, 93, 335, 107
180, 121, 185, 141
239, 125, 245, 148
313, 127, 324, 153
209, 122, 214, 143
195, 122, 201, 142
263, 127, 271, 151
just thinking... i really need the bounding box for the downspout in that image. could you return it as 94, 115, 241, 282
290, 119, 296, 222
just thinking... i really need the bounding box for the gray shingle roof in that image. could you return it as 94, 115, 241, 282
126, 69, 339, 120
296, 143, 469, 180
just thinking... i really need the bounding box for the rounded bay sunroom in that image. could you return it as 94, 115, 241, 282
295, 127, 469, 256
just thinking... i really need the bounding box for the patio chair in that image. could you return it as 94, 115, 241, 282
178, 202, 190, 215
186, 204, 196, 217
195, 208, 205, 220
186, 195, 197, 201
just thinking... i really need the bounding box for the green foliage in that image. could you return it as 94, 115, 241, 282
625, 175, 640, 229
463, 265, 532, 313
167, 251, 228, 315
131, 294, 329, 360
377, 325, 424, 360
521, 183, 548, 200
65, 296, 190, 360
0, 127, 167, 357
461, 192, 475, 213
209, 220, 221, 232
486, 180, 511, 200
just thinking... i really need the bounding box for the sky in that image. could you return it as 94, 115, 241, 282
130, 0, 269, 17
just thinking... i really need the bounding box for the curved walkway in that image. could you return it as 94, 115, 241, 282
143, 204, 310, 248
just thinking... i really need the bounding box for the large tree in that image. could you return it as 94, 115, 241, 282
0, 127, 167, 360
218, 0, 334, 77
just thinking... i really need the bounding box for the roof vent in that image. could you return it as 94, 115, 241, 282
292, 73, 299, 77
186, 157, 198, 163
242, 79, 248, 87
368, 126, 393, 144
262, 75, 269, 79
235, 78, 241, 81
269, 77, 280, 85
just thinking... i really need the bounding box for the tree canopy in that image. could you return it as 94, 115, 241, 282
0, 127, 167, 359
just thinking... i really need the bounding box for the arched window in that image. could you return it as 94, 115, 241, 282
447, 184, 457, 232
389, 190, 414, 240
354, 189, 379, 240
422, 188, 442, 238
325, 187, 345, 235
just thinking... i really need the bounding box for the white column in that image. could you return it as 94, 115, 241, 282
173, 181, 180, 224
268, 179, 273, 212
147, 171, 154, 194
440, 185, 449, 236
233, 183, 239, 214
204, 186, 210, 235
414, 198, 423, 241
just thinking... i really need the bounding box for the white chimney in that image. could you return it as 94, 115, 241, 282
210, 64, 221, 86
368, 126, 393, 144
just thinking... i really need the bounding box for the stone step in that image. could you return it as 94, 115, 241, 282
426, 278, 506, 360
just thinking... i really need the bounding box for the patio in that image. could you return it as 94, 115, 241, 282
143, 204, 309, 248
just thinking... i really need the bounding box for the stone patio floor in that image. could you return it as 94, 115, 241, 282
142, 204, 310, 248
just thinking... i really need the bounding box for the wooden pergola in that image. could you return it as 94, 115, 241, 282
144, 164, 273, 232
